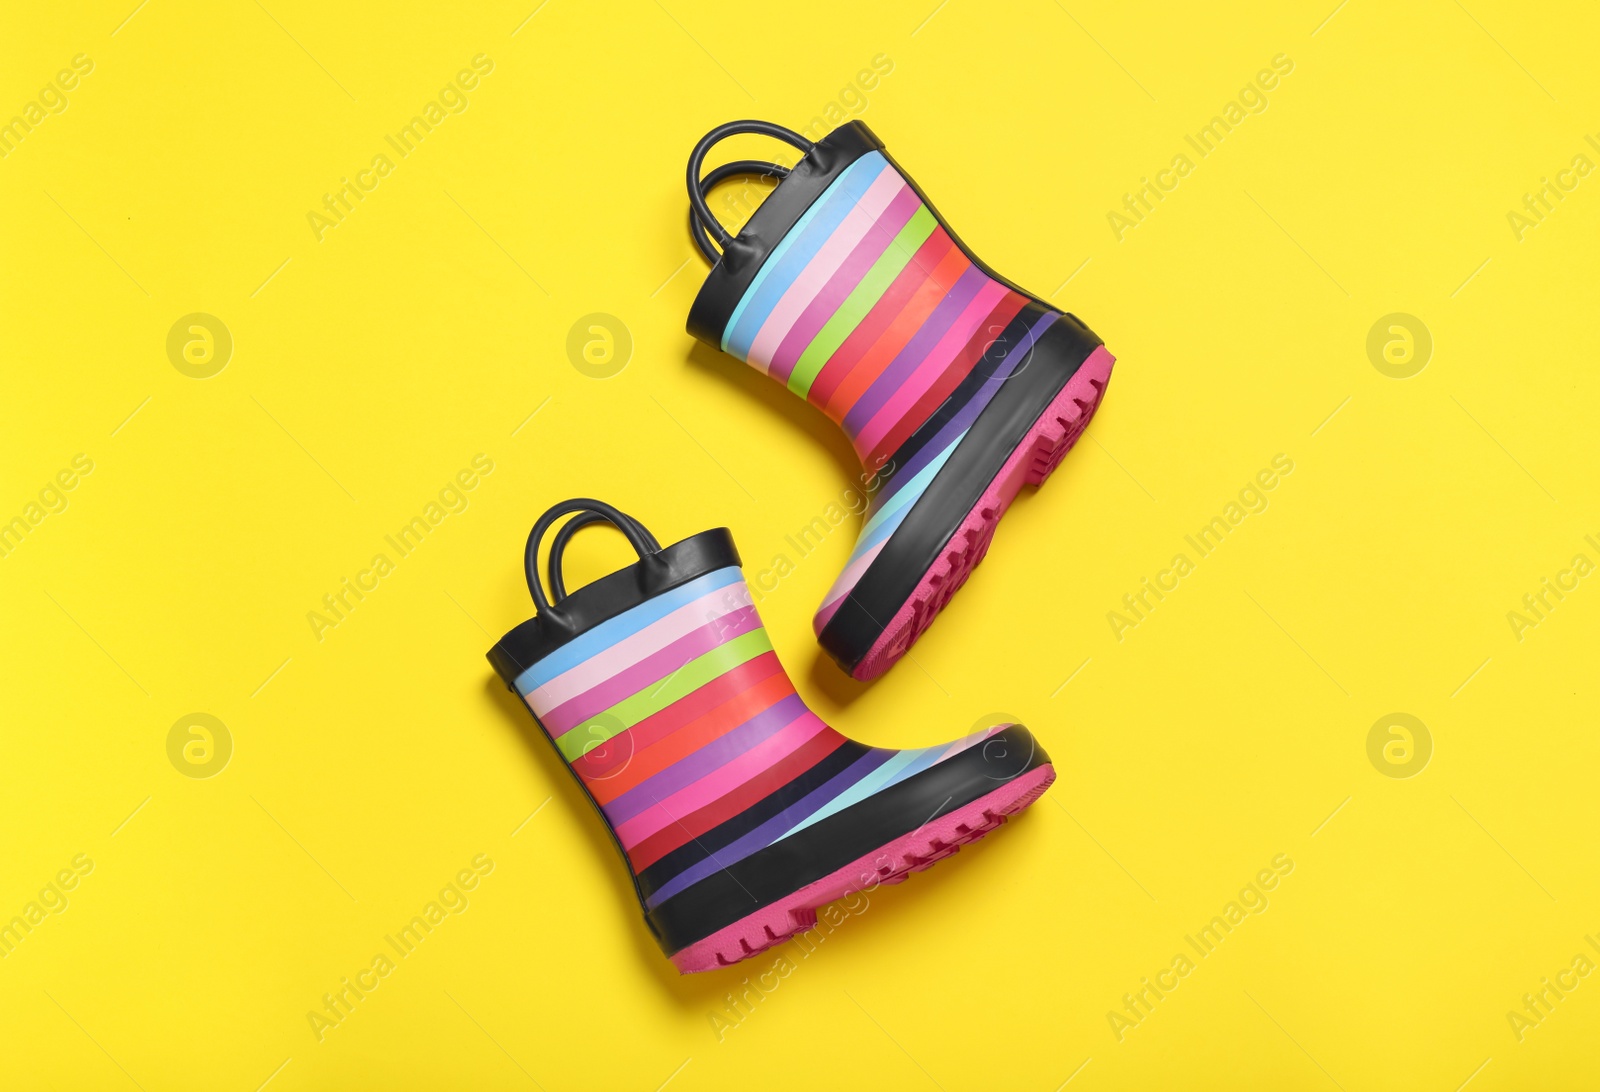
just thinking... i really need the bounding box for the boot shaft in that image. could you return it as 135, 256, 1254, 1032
492, 543, 841, 878
690, 122, 1043, 476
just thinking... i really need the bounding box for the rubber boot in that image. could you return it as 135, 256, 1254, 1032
488, 499, 1055, 973
685, 120, 1115, 680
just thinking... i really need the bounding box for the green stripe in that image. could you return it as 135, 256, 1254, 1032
554, 629, 774, 761
787, 205, 937, 398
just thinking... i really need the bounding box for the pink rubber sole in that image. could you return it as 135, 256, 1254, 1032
850, 345, 1115, 681
668, 763, 1056, 973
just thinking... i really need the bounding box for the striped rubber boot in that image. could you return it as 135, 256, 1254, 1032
488, 500, 1055, 973
686, 120, 1115, 681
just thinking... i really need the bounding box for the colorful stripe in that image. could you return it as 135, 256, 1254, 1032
712, 152, 1064, 629
515, 568, 1002, 900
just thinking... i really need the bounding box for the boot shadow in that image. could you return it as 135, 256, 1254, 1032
804, 650, 872, 709
484, 676, 733, 1004
684, 340, 855, 476
684, 340, 876, 708
777, 798, 1051, 968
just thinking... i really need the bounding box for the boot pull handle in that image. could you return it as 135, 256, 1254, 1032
524, 499, 661, 614
544, 509, 663, 601
689, 159, 791, 263
687, 120, 813, 258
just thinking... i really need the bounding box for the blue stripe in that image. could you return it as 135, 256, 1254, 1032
889, 735, 969, 783
721, 153, 889, 357
855, 432, 964, 554
777, 746, 920, 838
514, 566, 745, 692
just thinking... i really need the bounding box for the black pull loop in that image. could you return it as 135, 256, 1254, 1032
687, 120, 813, 254
545, 510, 609, 603
545, 508, 659, 602
689, 159, 791, 263
524, 499, 660, 614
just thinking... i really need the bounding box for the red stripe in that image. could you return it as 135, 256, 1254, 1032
574, 652, 786, 795
625, 724, 845, 872
807, 229, 954, 409
822, 243, 972, 423
586, 670, 795, 806
865, 290, 1029, 469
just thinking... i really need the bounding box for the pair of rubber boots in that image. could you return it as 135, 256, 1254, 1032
489, 120, 1114, 972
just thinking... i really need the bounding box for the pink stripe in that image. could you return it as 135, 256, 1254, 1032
614, 712, 829, 847
816, 538, 889, 615
745, 172, 908, 371
852, 279, 1010, 456
526, 583, 752, 712
544, 606, 760, 735
933, 725, 1007, 765
941, 727, 996, 762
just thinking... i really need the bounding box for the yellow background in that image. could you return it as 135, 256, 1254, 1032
3, 0, 1597, 1088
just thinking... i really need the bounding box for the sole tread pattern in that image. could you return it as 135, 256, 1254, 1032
851, 349, 1113, 680
670, 763, 1055, 972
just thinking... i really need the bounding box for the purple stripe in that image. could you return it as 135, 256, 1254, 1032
643, 749, 893, 908
876, 311, 1060, 509
545, 605, 760, 736
767, 186, 923, 384
601, 693, 809, 825
842, 263, 987, 437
